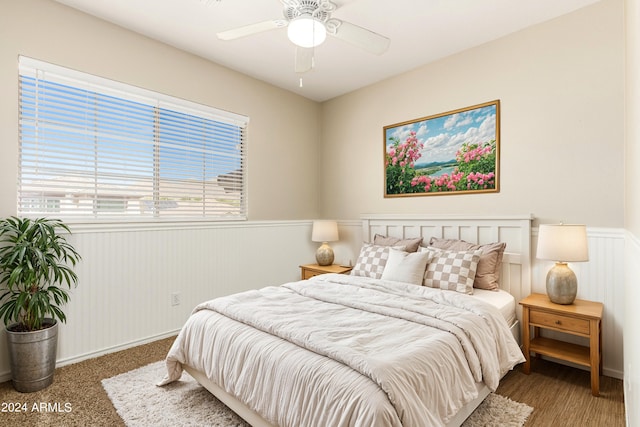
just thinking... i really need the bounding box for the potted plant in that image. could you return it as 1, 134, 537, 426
0, 217, 80, 392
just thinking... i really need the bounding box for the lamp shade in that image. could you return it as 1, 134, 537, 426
311, 220, 338, 243
536, 224, 589, 262
287, 16, 327, 48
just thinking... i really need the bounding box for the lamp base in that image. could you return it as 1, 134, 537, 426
315, 243, 334, 266
546, 262, 577, 305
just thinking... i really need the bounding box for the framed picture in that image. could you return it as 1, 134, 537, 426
384, 100, 500, 197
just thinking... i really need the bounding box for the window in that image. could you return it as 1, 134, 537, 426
18, 57, 248, 221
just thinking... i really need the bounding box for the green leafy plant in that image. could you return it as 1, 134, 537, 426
0, 217, 81, 332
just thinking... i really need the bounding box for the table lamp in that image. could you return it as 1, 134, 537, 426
312, 220, 338, 266
536, 223, 589, 304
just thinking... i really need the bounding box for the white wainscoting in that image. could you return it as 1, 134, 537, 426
532, 227, 626, 379
0, 220, 627, 383
0, 221, 318, 382
624, 231, 640, 426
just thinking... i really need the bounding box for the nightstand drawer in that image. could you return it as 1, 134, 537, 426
299, 264, 353, 280
530, 310, 590, 335
302, 270, 322, 280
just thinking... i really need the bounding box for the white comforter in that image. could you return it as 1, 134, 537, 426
159, 274, 524, 427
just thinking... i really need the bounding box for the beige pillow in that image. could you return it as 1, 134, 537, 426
373, 234, 423, 252
428, 237, 506, 291
420, 247, 482, 294
351, 244, 399, 279
381, 249, 431, 286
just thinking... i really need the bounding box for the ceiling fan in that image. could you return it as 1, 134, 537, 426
216, 0, 391, 73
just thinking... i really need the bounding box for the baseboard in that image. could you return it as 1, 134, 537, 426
0, 329, 180, 383
605, 367, 624, 380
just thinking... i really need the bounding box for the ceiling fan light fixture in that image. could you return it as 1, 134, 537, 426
287, 16, 327, 48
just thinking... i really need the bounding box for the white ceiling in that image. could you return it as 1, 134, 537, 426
53, 0, 601, 102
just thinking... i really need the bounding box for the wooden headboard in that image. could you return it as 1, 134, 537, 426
361, 214, 533, 323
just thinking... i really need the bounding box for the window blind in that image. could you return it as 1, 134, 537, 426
18, 56, 248, 221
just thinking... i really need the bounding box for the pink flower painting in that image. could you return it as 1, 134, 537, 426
384, 101, 499, 196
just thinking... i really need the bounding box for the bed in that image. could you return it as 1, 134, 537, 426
159, 214, 533, 427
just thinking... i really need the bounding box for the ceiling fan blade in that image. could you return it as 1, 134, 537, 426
217, 19, 287, 41
330, 20, 390, 55
295, 47, 313, 73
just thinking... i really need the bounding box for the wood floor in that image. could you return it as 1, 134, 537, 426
497, 358, 625, 426
0, 336, 626, 426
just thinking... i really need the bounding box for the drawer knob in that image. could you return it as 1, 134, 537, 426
555, 320, 561, 325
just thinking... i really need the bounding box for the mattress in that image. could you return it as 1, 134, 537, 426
470, 288, 517, 326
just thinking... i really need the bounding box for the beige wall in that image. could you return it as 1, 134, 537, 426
0, 1, 625, 226
0, 0, 321, 221
320, 0, 624, 227
626, 0, 640, 237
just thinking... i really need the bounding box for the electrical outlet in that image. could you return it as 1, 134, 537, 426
171, 292, 181, 306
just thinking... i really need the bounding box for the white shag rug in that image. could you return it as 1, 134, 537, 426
102, 361, 533, 427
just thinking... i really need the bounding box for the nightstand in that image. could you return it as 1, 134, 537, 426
299, 264, 353, 280
519, 293, 603, 396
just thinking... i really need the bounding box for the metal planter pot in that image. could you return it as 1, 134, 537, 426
5, 319, 58, 393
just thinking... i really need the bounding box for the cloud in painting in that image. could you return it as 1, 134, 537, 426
385, 103, 497, 164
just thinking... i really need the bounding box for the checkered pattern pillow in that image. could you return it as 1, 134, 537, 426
350, 244, 396, 279
420, 247, 482, 294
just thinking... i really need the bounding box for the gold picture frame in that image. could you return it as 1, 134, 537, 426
384, 100, 500, 197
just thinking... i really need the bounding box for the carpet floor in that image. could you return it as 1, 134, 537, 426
0, 335, 626, 426
101, 361, 532, 427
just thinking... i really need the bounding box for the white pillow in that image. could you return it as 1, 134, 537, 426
381, 249, 431, 286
